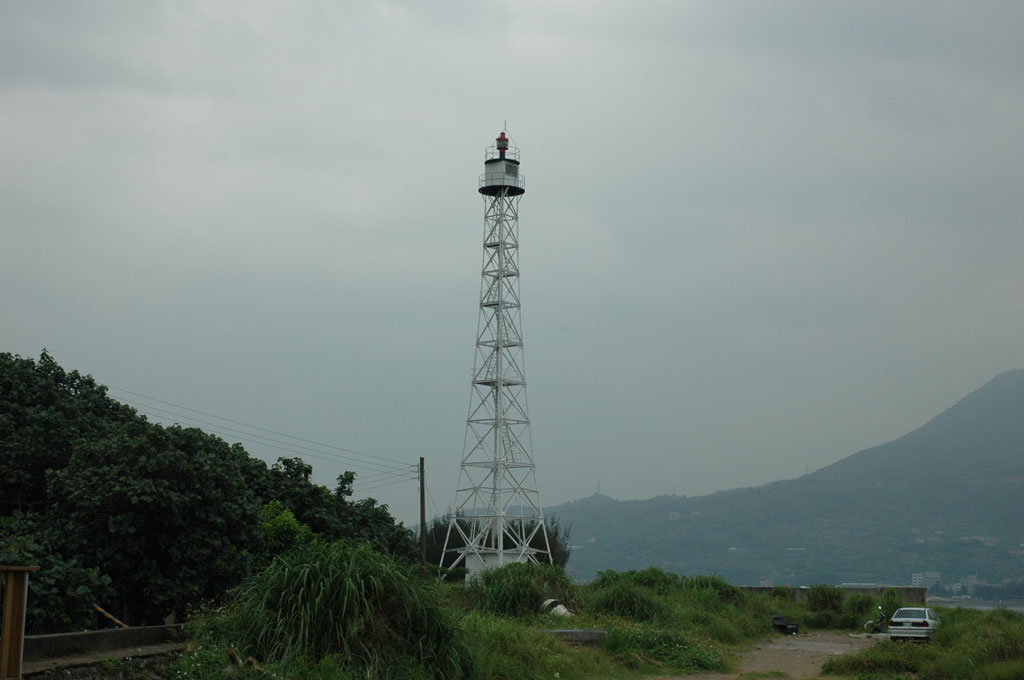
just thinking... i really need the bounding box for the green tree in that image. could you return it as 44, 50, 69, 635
332, 472, 417, 561
255, 457, 339, 535
1, 351, 418, 628
0, 350, 143, 512
0, 512, 113, 633
539, 515, 573, 567
254, 500, 319, 568
49, 425, 261, 623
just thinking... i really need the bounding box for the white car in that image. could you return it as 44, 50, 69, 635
887, 607, 941, 640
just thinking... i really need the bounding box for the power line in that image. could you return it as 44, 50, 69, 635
127, 400, 418, 492
109, 386, 409, 467
122, 399, 409, 475
357, 467, 418, 483
109, 388, 422, 496
358, 476, 420, 494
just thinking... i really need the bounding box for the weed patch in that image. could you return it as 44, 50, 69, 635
603, 622, 726, 671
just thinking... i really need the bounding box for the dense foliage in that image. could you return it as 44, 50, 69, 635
0, 350, 416, 630
0, 512, 113, 632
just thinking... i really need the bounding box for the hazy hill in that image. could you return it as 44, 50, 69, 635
551, 370, 1024, 585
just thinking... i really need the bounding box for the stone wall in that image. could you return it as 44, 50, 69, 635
740, 585, 928, 605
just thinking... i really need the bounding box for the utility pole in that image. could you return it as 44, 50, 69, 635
419, 457, 427, 566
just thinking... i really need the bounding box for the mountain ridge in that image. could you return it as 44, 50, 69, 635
549, 370, 1024, 584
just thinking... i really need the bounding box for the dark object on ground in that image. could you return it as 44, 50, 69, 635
770, 614, 799, 635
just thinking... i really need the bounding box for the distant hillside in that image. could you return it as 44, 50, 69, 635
550, 370, 1024, 585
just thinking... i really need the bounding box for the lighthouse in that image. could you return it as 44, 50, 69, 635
442, 131, 551, 575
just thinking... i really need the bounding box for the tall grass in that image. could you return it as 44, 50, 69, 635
591, 566, 683, 593
586, 580, 667, 621
469, 561, 578, 617
460, 611, 619, 680
177, 556, 1020, 680
216, 541, 473, 678
577, 567, 768, 670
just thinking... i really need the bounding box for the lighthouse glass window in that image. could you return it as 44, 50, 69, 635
505, 162, 518, 175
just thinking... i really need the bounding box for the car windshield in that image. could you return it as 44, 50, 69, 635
893, 608, 926, 618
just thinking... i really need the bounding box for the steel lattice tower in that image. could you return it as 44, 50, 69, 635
442, 131, 550, 576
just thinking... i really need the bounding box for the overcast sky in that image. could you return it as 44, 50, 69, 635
3, 1, 1022, 526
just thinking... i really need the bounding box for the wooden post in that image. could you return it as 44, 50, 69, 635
1, 566, 39, 680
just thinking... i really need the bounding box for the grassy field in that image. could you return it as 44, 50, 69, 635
165, 545, 1024, 680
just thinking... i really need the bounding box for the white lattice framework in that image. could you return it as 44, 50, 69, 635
443, 133, 550, 575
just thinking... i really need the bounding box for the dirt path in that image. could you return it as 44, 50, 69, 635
646, 632, 881, 680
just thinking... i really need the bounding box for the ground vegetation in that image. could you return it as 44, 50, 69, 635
823, 605, 1024, 679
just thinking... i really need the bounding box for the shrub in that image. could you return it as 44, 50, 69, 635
840, 592, 879, 629
805, 584, 843, 613
629, 567, 683, 593
769, 585, 795, 601
843, 593, 876, 617
220, 541, 472, 677
471, 562, 576, 617
685, 575, 744, 605
804, 610, 840, 629
587, 581, 667, 621
880, 587, 905, 616
591, 569, 626, 589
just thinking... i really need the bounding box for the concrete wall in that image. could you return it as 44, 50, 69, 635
23, 625, 183, 662
740, 585, 928, 605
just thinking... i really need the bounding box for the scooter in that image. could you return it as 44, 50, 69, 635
863, 606, 887, 633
